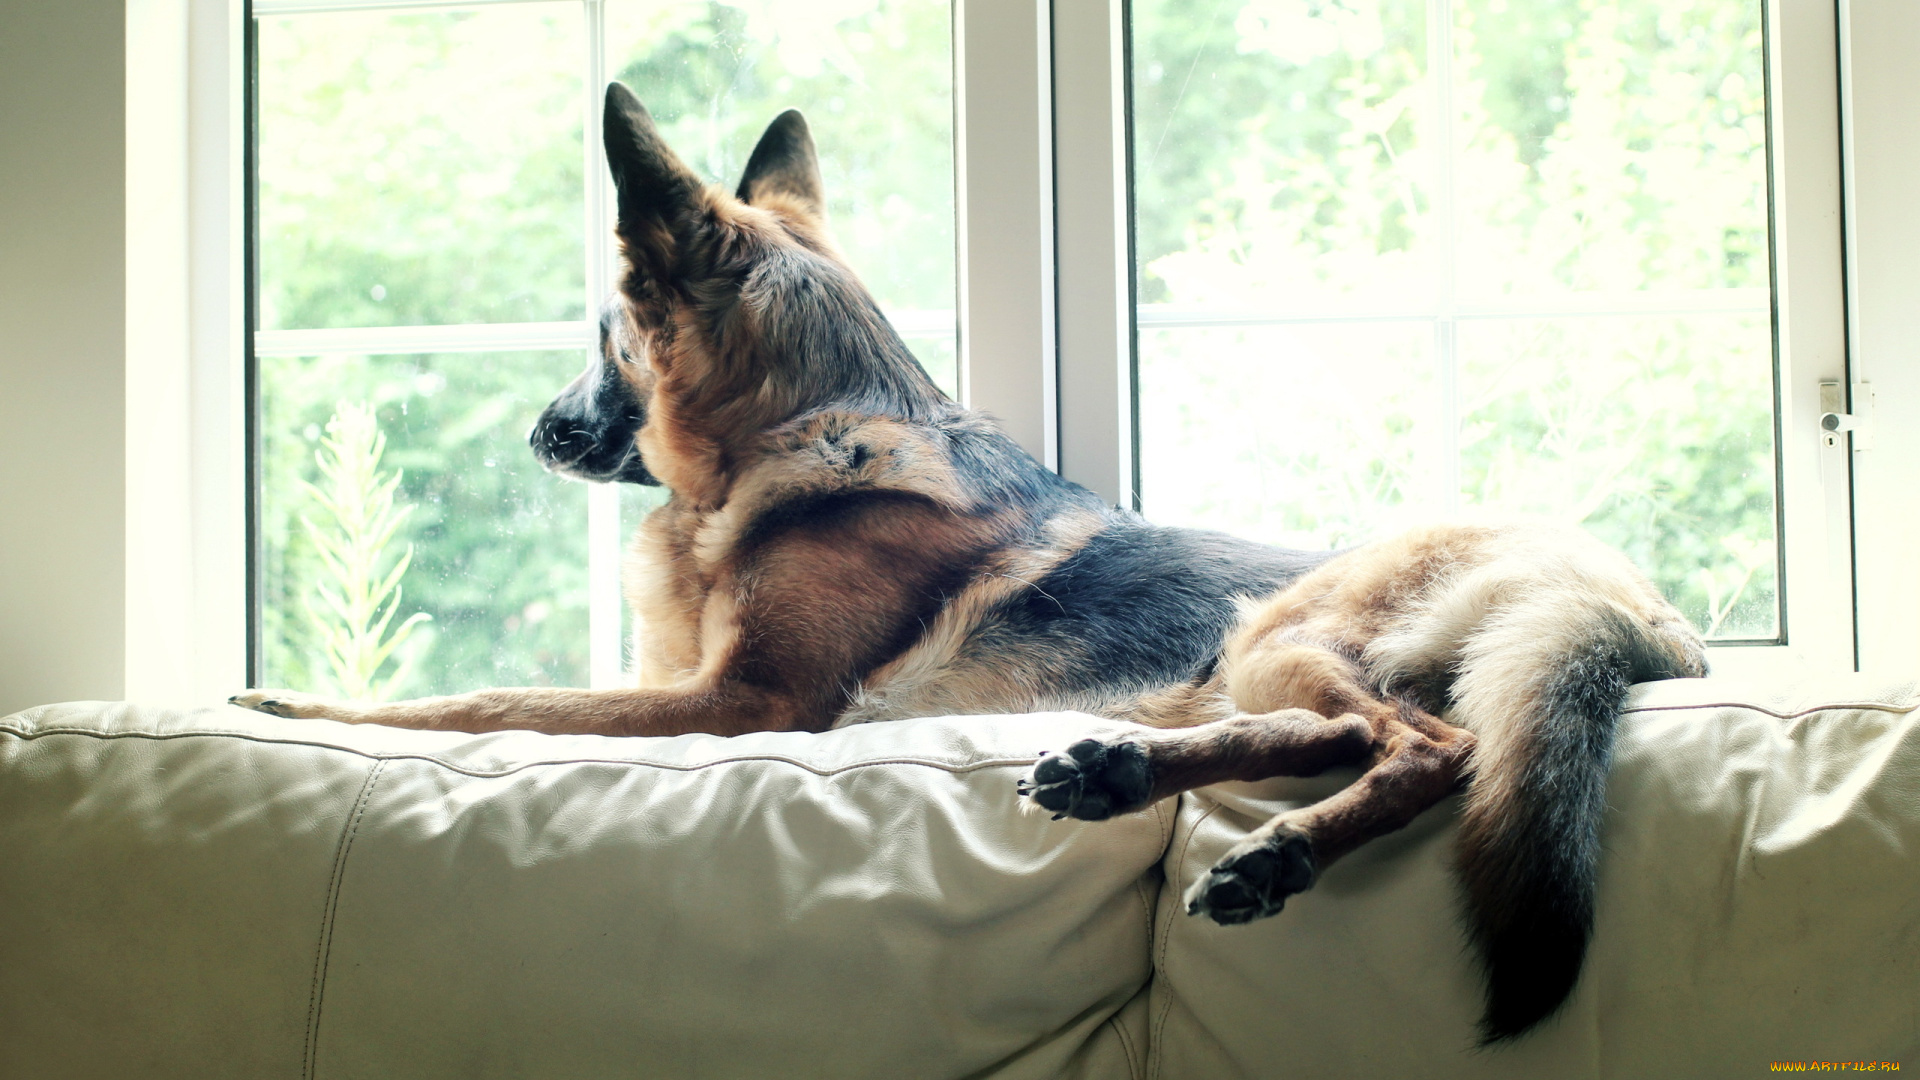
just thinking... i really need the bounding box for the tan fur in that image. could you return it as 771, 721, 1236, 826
1215, 521, 1701, 801
835, 508, 1106, 726
1014, 519, 1705, 935
691, 413, 969, 573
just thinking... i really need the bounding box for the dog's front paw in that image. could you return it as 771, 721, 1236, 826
229, 690, 347, 720
1017, 737, 1153, 821
1184, 828, 1317, 925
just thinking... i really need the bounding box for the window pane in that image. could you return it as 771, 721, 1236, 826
1130, 0, 1778, 640
1138, 322, 1441, 549
1132, 0, 1434, 309
606, 0, 957, 393
1451, 0, 1770, 300
252, 2, 962, 697
257, 6, 587, 330
1456, 313, 1778, 638
259, 351, 593, 696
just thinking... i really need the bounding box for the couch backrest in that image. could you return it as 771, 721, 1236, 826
1146, 674, 1920, 1079
0, 703, 1169, 1080
8, 675, 1917, 1080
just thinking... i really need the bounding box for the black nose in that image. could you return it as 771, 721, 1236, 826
529, 409, 596, 467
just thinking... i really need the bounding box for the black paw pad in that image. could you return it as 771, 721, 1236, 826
1016, 737, 1153, 821
1185, 830, 1317, 925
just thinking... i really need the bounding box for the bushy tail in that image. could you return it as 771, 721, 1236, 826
1449, 595, 1704, 1044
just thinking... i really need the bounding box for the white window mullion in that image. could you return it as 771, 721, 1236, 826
581, 0, 626, 690
1427, 0, 1460, 518
189, 0, 248, 703
583, 0, 611, 311
1052, 0, 1134, 508
253, 320, 595, 356
954, 0, 1057, 468
127, 0, 199, 704
128, 0, 249, 705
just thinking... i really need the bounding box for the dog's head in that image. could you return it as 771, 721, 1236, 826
530, 83, 949, 501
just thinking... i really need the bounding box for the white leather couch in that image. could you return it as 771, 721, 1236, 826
2, 675, 1915, 1079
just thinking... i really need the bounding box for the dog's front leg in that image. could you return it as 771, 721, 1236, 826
230, 679, 814, 737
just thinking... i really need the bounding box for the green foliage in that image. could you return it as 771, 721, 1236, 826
257, 6, 588, 329
298, 403, 432, 700
261, 352, 596, 695
256, 1, 956, 696
256, 0, 955, 369
604, 0, 957, 383
1131, 0, 1778, 638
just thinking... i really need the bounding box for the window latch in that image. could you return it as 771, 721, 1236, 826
1819, 379, 1874, 450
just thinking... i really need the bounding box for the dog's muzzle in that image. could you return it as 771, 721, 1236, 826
529, 364, 657, 486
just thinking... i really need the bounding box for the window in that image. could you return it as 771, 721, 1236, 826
250, 0, 955, 696
235, 0, 1858, 697
1128, 0, 1780, 642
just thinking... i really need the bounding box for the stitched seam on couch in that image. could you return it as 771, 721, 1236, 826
1148, 800, 1225, 1080
0, 725, 1049, 779
1126, 799, 1174, 1007
1120, 814, 1161, 1080
1115, 878, 1155, 1080
1621, 699, 1920, 718
306, 759, 385, 1080
1107, 996, 1146, 1080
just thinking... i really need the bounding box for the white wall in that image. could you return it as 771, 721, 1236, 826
0, 1, 128, 715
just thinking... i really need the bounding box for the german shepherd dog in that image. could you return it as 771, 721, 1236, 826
236, 83, 1709, 1043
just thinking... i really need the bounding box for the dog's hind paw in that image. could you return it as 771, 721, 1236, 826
1183, 828, 1317, 925
1017, 737, 1153, 821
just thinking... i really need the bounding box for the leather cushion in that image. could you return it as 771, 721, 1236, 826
0, 703, 1169, 1080
1146, 674, 1920, 1079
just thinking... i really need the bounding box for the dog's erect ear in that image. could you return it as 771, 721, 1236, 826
604, 83, 703, 249
735, 110, 825, 220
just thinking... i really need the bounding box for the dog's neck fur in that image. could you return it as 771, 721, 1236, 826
632, 188, 958, 509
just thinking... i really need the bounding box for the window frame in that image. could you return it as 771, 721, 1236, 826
1036, 0, 1859, 677
144, 0, 1882, 702
1835, 0, 1920, 675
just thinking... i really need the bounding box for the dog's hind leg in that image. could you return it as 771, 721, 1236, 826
1183, 637, 1474, 922
1018, 707, 1376, 822
1180, 699, 1473, 924
1019, 636, 1474, 922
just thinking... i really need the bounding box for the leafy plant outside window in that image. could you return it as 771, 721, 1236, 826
299, 402, 433, 701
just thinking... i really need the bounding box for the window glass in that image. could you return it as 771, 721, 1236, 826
1138, 322, 1439, 542
257, 6, 587, 329
253, 0, 957, 696
1130, 0, 1778, 640
605, 0, 957, 389
259, 351, 592, 696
